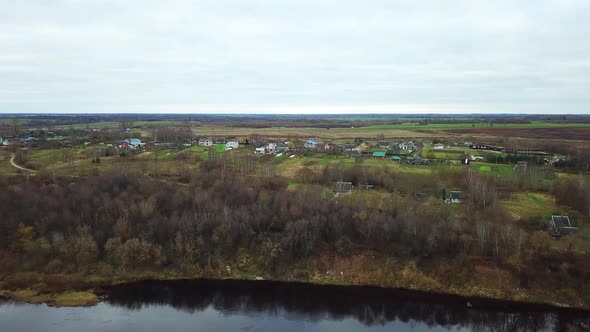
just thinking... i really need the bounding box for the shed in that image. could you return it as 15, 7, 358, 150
335, 181, 353, 194
304, 140, 318, 149
548, 215, 577, 237
446, 191, 461, 204
372, 151, 386, 158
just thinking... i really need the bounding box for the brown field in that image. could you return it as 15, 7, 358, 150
190, 125, 437, 140
448, 127, 590, 141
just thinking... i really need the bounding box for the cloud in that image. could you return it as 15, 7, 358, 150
0, 0, 589, 113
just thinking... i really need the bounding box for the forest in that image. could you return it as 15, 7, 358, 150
1, 153, 589, 308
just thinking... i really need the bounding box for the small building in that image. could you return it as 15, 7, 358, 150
343, 144, 356, 152
372, 151, 386, 158
391, 155, 402, 162
514, 161, 528, 172
254, 147, 266, 154
399, 140, 417, 152
548, 215, 577, 237
348, 151, 361, 159
446, 191, 461, 204
129, 138, 145, 149
226, 140, 239, 150
378, 141, 389, 148
462, 158, 470, 165
119, 141, 130, 149
471, 144, 487, 150
304, 140, 318, 149
266, 142, 278, 153
276, 146, 290, 154
198, 138, 213, 146
335, 181, 353, 194
433, 143, 445, 150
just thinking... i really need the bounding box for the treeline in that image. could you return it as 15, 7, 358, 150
0, 167, 588, 305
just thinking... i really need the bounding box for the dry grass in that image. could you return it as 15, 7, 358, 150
51, 291, 99, 307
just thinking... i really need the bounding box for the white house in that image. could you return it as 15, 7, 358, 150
129, 138, 145, 149
226, 140, 239, 150
433, 143, 445, 150
254, 147, 266, 154
304, 140, 318, 149
266, 142, 277, 153
198, 138, 213, 146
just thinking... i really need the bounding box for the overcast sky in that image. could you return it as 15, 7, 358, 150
1, 0, 589, 114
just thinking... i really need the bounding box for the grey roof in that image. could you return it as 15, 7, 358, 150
335, 181, 353, 193
551, 215, 571, 228
450, 191, 461, 200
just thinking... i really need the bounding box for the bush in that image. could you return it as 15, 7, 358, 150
3, 272, 40, 290
44, 259, 64, 274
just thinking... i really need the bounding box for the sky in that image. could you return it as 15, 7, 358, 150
1, 0, 589, 114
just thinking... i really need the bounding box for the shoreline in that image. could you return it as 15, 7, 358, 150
2, 275, 589, 313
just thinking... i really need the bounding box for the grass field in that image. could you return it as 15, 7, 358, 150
476, 163, 514, 176
502, 192, 557, 219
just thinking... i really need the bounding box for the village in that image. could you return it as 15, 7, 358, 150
0, 123, 581, 240
0, 115, 589, 312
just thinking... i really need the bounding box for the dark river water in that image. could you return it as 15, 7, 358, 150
1, 279, 589, 332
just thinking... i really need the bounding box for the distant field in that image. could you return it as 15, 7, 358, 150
449, 127, 590, 140
360, 121, 590, 131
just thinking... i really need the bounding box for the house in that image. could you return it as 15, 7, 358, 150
343, 144, 356, 152
433, 143, 445, 150
399, 140, 417, 151
129, 138, 145, 149
372, 151, 386, 158
198, 138, 213, 146
335, 181, 353, 194
548, 215, 577, 237
276, 146, 290, 154
119, 139, 131, 149
391, 155, 402, 162
266, 142, 278, 153
348, 151, 361, 159
304, 140, 318, 149
378, 141, 389, 148
254, 147, 266, 154
446, 191, 461, 204
226, 139, 239, 150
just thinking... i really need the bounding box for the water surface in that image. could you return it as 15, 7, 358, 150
1, 279, 588, 331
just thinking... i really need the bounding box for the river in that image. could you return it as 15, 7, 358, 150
1, 279, 588, 331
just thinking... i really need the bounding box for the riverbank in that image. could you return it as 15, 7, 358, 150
4, 278, 589, 332
1, 256, 589, 310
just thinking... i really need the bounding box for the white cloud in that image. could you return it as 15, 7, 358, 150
0, 0, 589, 114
